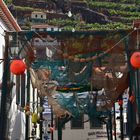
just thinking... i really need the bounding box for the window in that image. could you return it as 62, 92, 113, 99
71, 115, 84, 129
35, 14, 38, 18
41, 15, 43, 18
90, 118, 103, 129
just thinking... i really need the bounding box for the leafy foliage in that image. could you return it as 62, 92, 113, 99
48, 19, 131, 31
6, 0, 140, 30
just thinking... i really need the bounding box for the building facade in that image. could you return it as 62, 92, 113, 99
0, 0, 21, 139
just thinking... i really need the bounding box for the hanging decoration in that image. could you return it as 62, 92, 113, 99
31, 113, 39, 123
129, 95, 135, 103
10, 59, 26, 75
24, 104, 30, 112
130, 52, 140, 68
56, 84, 91, 93
24, 104, 31, 115
26, 29, 134, 118
118, 100, 123, 106
24, 105, 30, 112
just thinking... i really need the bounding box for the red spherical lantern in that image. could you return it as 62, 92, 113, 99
130, 52, 140, 68
118, 100, 123, 106
10, 59, 26, 75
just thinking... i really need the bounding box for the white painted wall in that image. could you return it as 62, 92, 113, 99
0, 20, 6, 80
0, 19, 26, 140
0, 20, 6, 107
53, 121, 108, 140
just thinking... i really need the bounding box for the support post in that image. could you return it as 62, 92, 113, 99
113, 103, 117, 140
58, 117, 62, 140
51, 106, 54, 140
26, 71, 30, 140
124, 33, 134, 138
109, 111, 113, 140
40, 97, 43, 140
106, 123, 110, 140
120, 98, 124, 140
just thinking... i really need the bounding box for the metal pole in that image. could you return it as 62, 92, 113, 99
58, 117, 62, 140
26, 71, 30, 140
51, 106, 54, 140
124, 34, 134, 138
0, 31, 10, 140
120, 99, 124, 140
40, 97, 43, 140
106, 122, 110, 140
113, 103, 117, 140
109, 111, 113, 140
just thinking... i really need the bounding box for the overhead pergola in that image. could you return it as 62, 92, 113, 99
6, 28, 140, 139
